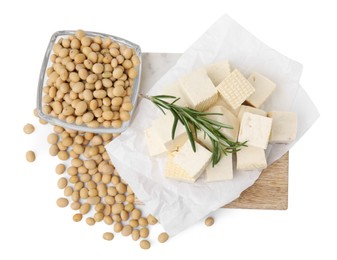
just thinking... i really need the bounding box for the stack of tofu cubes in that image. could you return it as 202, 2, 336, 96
144, 61, 297, 183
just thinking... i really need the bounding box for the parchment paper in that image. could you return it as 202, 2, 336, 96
106, 14, 319, 235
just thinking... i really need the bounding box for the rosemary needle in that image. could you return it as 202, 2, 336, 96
141, 94, 247, 166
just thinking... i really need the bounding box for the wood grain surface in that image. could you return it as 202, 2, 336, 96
224, 152, 289, 210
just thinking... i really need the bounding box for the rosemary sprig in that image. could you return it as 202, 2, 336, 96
141, 94, 247, 166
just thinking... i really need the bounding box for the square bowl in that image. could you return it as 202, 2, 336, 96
37, 30, 142, 134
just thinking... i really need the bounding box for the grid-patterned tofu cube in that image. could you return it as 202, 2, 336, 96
216, 69, 255, 110
172, 141, 212, 179
246, 72, 276, 108
206, 60, 231, 86
179, 68, 218, 111
151, 113, 188, 152
165, 152, 198, 183
238, 105, 267, 121
236, 146, 267, 171
268, 111, 297, 143
144, 127, 167, 157
206, 153, 233, 182
238, 112, 272, 149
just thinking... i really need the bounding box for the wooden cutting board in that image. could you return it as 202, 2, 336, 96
224, 152, 288, 210
139, 53, 289, 210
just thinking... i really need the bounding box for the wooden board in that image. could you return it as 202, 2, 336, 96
224, 152, 289, 210
138, 53, 289, 210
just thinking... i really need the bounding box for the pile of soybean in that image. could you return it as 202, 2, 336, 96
24, 116, 216, 248
25, 113, 167, 249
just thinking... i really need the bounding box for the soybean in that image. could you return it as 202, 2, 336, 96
26, 151, 36, 162
132, 229, 140, 241
23, 123, 35, 134
47, 133, 59, 144
121, 225, 132, 236
73, 213, 83, 222
140, 240, 151, 250
86, 217, 96, 226
56, 198, 69, 208
103, 232, 114, 241
205, 216, 214, 226
158, 232, 169, 243
55, 164, 66, 174
147, 214, 158, 225
57, 177, 68, 189
140, 227, 149, 238
114, 222, 123, 233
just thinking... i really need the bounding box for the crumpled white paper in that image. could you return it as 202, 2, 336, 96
106, 14, 319, 236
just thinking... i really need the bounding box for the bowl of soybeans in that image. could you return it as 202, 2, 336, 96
37, 30, 142, 133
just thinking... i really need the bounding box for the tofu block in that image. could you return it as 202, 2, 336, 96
173, 141, 212, 179
238, 112, 272, 149
152, 113, 188, 152
236, 146, 267, 171
238, 105, 267, 121
206, 60, 231, 86
197, 105, 239, 150
163, 81, 188, 106
165, 152, 198, 183
216, 69, 255, 110
206, 153, 233, 182
144, 127, 167, 156
246, 72, 276, 108
196, 131, 212, 151
206, 105, 239, 141
179, 68, 218, 111
268, 111, 297, 143
213, 97, 240, 116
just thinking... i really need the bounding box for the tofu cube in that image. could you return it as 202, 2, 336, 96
206, 60, 231, 86
236, 146, 267, 171
238, 112, 272, 149
196, 130, 213, 151
197, 105, 239, 150
205, 105, 239, 141
152, 113, 188, 152
246, 72, 276, 108
216, 69, 255, 110
172, 141, 212, 179
238, 105, 267, 121
268, 111, 297, 143
206, 153, 233, 182
213, 97, 241, 116
165, 152, 198, 183
179, 68, 218, 111
144, 127, 167, 157
163, 81, 188, 106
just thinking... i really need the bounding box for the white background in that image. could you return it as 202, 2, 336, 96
0, 0, 335, 259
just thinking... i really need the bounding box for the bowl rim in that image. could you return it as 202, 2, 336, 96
37, 30, 142, 134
